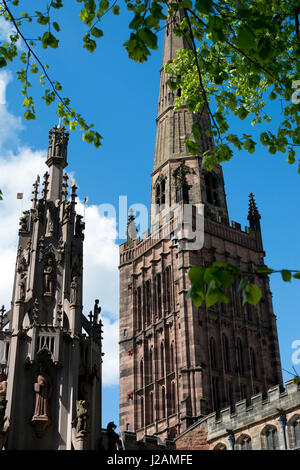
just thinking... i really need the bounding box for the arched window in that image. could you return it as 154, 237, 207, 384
160, 342, 165, 377
140, 360, 144, 389
293, 420, 300, 447
205, 173, 219, 206
209, 337, 217, 369
239, 435, 252, 450
237, 338, 245, 375
222, 334, 230, 372
213, 443, 227, 450
262, 426, 279, 450
161, 387, 166, 419
155, 178, 166, 209
250, 348, 258, 378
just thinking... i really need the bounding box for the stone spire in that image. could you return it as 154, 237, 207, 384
153, 7, 213, 172
247, 192, 261, 232
46, 125, 69, 202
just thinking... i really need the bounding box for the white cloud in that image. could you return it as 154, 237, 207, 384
0, 72, 119, 386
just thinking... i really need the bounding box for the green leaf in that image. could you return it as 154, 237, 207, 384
112, 5, 120, 15
236, 25, 255, 50
41, 32, 59, 49
242, 284, 262, 306
91, 27, 103, 38
53, 22, 60, 32
256, 266, 274, 275
281, 270, 292, 282
195, 0, 213, 14
293, 272, 300, 279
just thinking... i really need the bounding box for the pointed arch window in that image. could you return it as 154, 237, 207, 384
293, 420, 300, 447
149, 392, 154, 424
205, 173, 219, 206
264, 427, 279, 450
240, 436, 252, 450
155, 177, 166, 210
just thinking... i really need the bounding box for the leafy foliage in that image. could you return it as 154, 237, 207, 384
187, 263, 300, 309
0, 0, 298, 161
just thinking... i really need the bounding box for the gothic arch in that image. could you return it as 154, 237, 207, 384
213, 442, 227, 450
236, 433, 252, 450
261, 424, 280, 450
287, 413, 300, 448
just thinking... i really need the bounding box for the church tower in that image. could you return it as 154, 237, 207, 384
119, 8, 283, 440
0, 125, 103, 450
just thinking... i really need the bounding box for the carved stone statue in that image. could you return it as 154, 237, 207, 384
70, 276, 78, 305
75, 215, 85, 238
32, 363, 52, 420
19, 211, 30, 231
0, 372, 7, 398
107, 421, 121, 451
18, 272, 26, 301
93, 299, 101, 324
73, 400, 88, 435
0, 372, 7, 431
43, 258, 54, 296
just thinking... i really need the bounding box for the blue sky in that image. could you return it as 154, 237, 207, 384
0, 3, 299, 428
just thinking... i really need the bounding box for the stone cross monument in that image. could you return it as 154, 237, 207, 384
0, 125, 103, 450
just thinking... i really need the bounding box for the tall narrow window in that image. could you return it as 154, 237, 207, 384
140, 360, 144, 389
265, 428, 279, 450
155, 178, 166, 209
156, 274, 162, 319
137, 287, 142, 331
145, 280, 151, 325
212, 376, 220, 411
171, 381, 176, 414
140, 397, 144, 428
160, 342, 165, 378
149, 348, 153, 383
222, 334, 230, 372
149, 392, 154, 424
170, 342, 175, 372
205, 173, 219, 206
250, 348, 258, 378
293, 420, 300, 447
237, 338, 245, 375
162, 387, 166, 419
165, 267, 171, 313
210, 337, 217, 369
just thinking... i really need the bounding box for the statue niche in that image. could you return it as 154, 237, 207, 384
43, 255, 55, 298
31, 361, 52, 438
